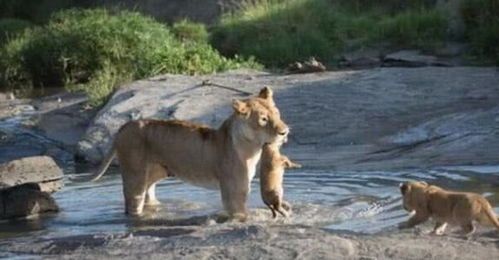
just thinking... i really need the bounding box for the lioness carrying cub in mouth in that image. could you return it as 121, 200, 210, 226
88, 87, 289, 221
399, 181, 499, 235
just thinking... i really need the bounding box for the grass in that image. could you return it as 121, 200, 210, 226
0, 9, 261, 105
211, 0, 340, 67
0, 18, 33, 45
461, 0, 499, 65
211, 0, 448, 67
376, 8, 448, 50
172, 19, 209, 43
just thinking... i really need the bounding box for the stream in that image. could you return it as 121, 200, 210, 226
1, 165, 498, 240
1, 100, 498, 244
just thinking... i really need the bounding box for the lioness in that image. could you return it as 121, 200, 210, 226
399, 181, 499, 235
260, 142, 301, 218
89, 87, 289, 221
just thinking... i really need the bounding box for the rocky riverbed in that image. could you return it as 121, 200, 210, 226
1, 212, 498, 259
1, 67, 499, 259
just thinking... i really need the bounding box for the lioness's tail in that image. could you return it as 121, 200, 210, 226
88, 148, 116, 182
483, 203, 499, 231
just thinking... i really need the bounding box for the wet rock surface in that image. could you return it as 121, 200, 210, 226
78, 67, 499, 170
0, 213, 497, 259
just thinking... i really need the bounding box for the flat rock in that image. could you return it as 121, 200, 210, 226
0, 156, 64, 193
77, 67, 499, 170
383, 50, 450, 67
339, 48, 382, 69
0, 222, 497, 259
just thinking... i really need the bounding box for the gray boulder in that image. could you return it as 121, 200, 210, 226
0, 156, 64, 193
0, 156, 62, 219
0, 183, 59, 219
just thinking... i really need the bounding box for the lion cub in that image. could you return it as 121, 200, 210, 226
399, 181, 499, 235
260, 143, 301, 218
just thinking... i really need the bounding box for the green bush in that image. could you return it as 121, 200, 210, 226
333, 0, 435, 13
211, 0, 448, 67
0, 18, 33, 45
211, 0, 340, 67
0, 8, 260, 105
377, 8, 448, 50
172, 19, 209, 43
461, 0, 499, 64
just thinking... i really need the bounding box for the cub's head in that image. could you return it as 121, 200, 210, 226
399, 181, 429, 213
232, 86, 289, 145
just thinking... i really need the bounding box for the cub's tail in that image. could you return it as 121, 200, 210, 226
88, 148, 116, 182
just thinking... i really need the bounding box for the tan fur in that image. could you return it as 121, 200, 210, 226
89, 87, 289, 221
399, 181, 499, 235
260, 142, 301, 218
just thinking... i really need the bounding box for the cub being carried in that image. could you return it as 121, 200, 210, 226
89, 87, 289, 221
399, 181, 499, 235
260, 142, 301, 218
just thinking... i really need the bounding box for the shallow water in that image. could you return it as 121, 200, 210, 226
1, 166, 498, 240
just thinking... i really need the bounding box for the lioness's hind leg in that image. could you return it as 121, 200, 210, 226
119, 154, 148, 216
145, 164, 168, 206
432, 222, 447, 235
460, 222, 476, 235
145, 183, 160, 206
122, 171, 147, 216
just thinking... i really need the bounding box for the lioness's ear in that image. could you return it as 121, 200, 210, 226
419, 181, 429, 187
232, 99, 249, 115
258, 86, 273, 100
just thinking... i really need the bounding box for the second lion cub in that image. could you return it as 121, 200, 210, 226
260, 142, 301, 218
399, 181, 499, 235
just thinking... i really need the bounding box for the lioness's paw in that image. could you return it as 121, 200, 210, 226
215, 212, 231, 223
232, 213, 248, 222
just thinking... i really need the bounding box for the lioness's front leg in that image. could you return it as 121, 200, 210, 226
398, 213, 429, 229
219, 169, 249, 222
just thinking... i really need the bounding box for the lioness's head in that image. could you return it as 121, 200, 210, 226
400, 181, 429, 212
232, 86, 289, 145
